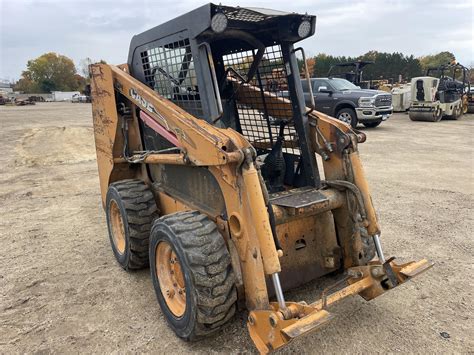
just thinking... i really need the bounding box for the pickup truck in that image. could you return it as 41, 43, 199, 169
301, 77, 393, 128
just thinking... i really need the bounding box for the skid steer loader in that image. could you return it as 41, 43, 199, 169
409, 63, 470, 121
90, 4, 432, 353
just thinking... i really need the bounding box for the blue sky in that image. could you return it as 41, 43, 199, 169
0, 0, 472, 81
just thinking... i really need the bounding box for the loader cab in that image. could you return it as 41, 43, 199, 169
128, 3, 319, 193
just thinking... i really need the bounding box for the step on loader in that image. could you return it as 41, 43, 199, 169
90, 4, 433, 353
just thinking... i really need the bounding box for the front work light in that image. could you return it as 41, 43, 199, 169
297, 20, 311, 38
211, 13, 228, 33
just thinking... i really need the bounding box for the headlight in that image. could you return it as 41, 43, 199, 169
358, 97, 375, 108
297, 20, 312, 38
211, 13, 228, 33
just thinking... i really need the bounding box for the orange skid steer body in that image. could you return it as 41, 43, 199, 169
90, 4, 433, 353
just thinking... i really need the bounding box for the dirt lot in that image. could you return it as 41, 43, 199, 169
1, 102, 472, 353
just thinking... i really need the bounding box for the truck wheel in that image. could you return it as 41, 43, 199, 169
362, 121, 381, 128
105, 179, 158, 270
150, 211, 237, 340
336, 108, 358, 128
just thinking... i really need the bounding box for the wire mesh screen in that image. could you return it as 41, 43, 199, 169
223, 45, 299, 155
140, 39, 203, 118
221, 6, 275, 22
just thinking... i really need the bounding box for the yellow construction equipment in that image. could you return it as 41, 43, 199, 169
90, 4, 433, 353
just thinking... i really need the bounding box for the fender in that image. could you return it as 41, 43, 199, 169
333, 99, 357, 116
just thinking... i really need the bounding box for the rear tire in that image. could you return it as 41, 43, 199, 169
150, 211, 237, 341
443, 103, 463, 120
453, 105, 463, 120
362, 121, 382, 128
336, 108, 358, 128
105, 179, 158, 270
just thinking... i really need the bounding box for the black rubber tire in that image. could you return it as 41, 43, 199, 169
105, 179, 158, 270
149, 211, 237, 341
362, 120, 382, 128
453, 105, 463, 120
336, 108, 358, 128
444, 104, 463, 120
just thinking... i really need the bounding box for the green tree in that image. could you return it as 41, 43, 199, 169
19, 52, 82, 93
309, 51, 422, 83
311, 53, 349, 77
419, 51, 456, 73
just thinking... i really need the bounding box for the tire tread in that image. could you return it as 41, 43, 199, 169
109, 179, 158, 270
153, 211, 236, 340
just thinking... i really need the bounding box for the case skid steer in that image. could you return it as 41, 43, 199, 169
409, 63, 470, 121
90, 4, 433, 353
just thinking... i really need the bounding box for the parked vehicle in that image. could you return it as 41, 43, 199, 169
391, 84, 412, 112
71, 94, 90, 103
409, 63, 470, 121
467, 86, 474, 113
301, 77, 393, 128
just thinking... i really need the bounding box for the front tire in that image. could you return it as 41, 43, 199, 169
105, 179, 158, 270
336, 108, 358, 128
150, 211, 237, 341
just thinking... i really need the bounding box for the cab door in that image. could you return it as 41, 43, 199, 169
313, 79, 335, 115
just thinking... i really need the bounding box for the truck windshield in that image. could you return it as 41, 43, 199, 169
329, 78, 359, 91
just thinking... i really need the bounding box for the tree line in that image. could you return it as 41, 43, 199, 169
299, 51, 471, 83
12, 50, 470, 94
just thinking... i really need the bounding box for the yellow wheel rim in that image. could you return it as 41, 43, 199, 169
110, 200, 126, 255
156, 241, 186, 317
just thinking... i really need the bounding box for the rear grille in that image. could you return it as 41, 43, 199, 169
375, 94, 392, 107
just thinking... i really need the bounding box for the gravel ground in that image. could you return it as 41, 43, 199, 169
1, 102, 472, 353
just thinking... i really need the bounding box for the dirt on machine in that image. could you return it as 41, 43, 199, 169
90, 4, 433, 353
409, 63, 470, 122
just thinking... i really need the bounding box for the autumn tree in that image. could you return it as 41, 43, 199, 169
419, 51, 456, 73
14, 71, 39, 93
17, 52, 83, 93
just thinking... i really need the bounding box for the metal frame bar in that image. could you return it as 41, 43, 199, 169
281, 43, 320, 187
